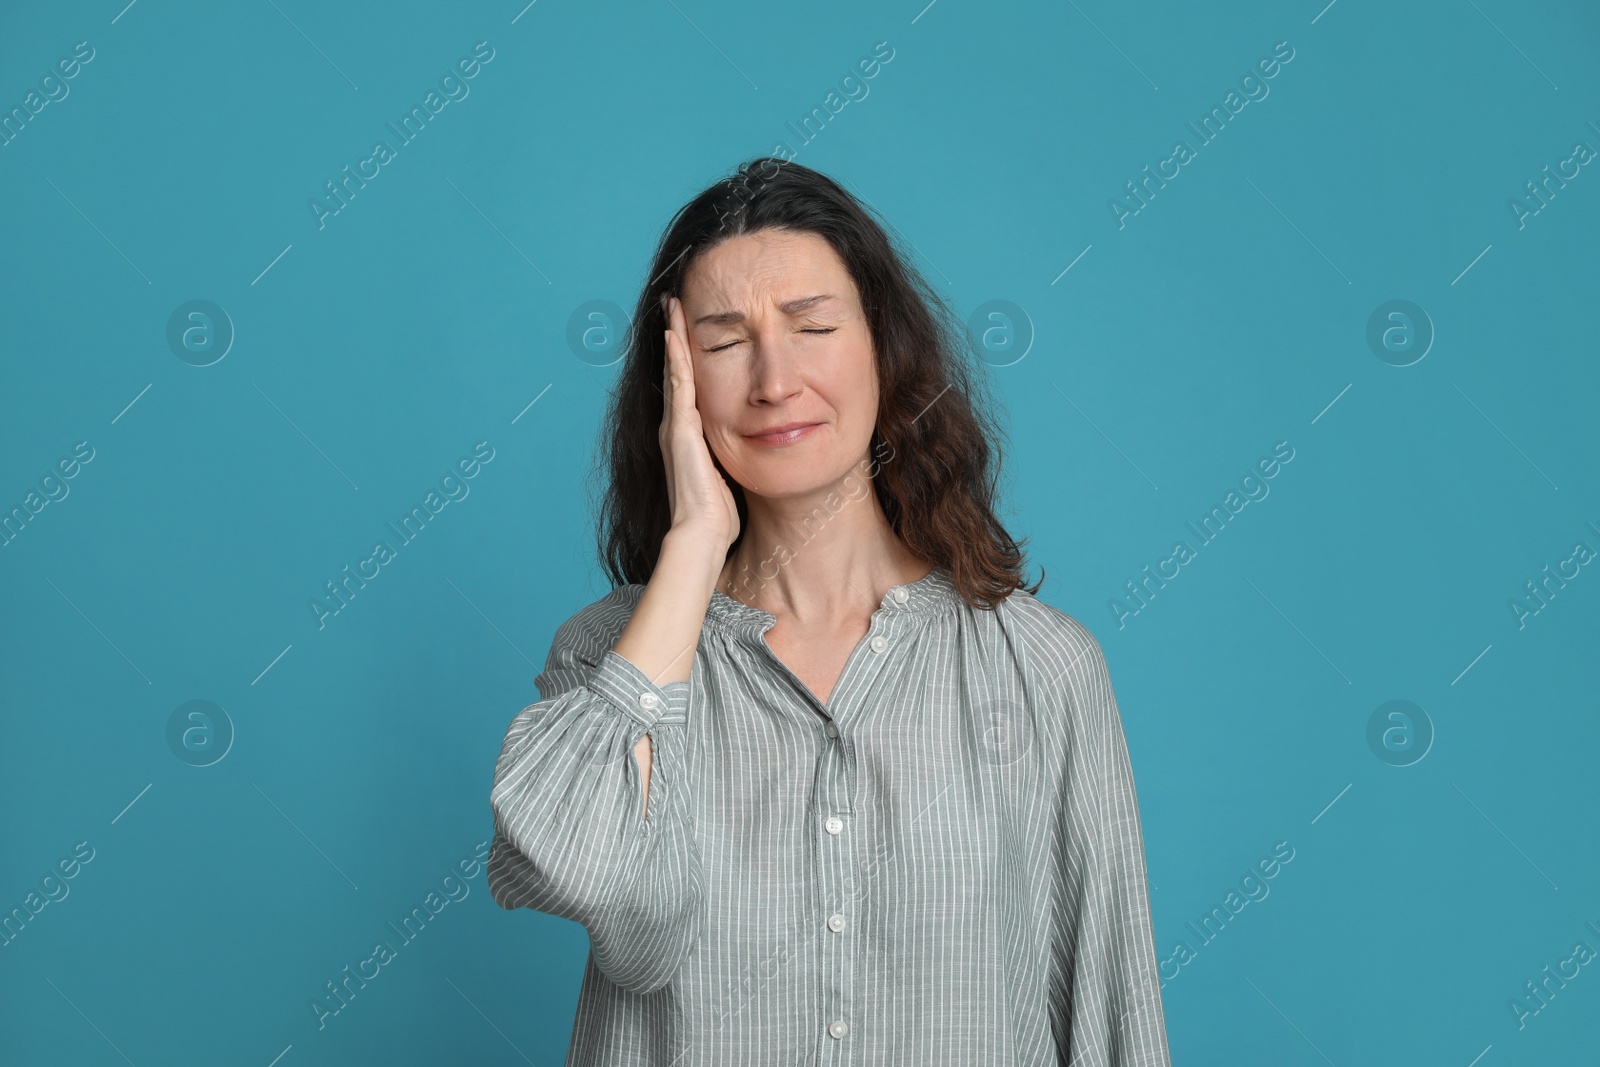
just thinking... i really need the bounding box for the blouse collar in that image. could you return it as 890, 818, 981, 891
704, 563, 960, 638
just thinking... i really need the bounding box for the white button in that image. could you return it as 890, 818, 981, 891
824, 721, 839, 738
824, 815, 844, 835
827, 912, 846, 932
828, 1019, 849, 1039
869, 635, 887, 654
891, 587, 909, 604
637, 692, 660, 711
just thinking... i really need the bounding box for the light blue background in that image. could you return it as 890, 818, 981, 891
3, 0, 1597, 1064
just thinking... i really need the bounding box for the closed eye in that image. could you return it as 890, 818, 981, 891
705, 328, 835, 353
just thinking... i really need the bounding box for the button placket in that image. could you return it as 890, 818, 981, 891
808, 585, 930, 1060
817, 691, 854, 1062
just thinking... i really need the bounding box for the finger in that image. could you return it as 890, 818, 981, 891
660, 329, 676, 507
664, 309, 695, 411
662, 329, 679, 419
663, 332, 696, 441
665, 327, 684, 386
668, 297, 691, 366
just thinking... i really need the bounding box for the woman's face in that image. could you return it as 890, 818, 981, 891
680, 228, 879, 502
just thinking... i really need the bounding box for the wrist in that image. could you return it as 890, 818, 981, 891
658, 528, 728, 596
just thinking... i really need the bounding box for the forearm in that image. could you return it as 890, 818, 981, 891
613, 528, 724, 684
611, 528, 723, 817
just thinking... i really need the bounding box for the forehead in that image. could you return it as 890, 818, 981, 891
684, 229, 855, 308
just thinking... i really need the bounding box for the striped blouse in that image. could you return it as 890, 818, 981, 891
487, 564, 1172, 1065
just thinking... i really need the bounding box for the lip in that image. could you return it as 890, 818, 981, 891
744, 421, 822, 446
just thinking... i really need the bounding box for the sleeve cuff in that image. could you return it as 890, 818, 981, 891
588, 647, 691, 729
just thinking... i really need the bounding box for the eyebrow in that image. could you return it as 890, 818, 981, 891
692, 294, 837, 327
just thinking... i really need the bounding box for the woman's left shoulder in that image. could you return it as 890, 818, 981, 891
988, 584, 1113, 690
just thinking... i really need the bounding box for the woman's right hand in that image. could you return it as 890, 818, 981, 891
659, 293, 741, 558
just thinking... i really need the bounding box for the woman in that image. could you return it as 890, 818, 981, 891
488, 157, 1171, 1065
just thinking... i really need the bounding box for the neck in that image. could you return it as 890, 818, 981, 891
718, 466, 929, 628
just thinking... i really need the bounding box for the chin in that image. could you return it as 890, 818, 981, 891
735, 454, 866, 501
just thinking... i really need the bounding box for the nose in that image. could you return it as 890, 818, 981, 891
747, 321, 804, 405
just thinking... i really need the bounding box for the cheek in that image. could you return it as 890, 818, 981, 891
832, 346, 879, 413
692, 366, 739, 436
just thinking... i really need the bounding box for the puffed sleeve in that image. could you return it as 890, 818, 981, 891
487, 586, 705, 996
1046, 613, 1172, 1067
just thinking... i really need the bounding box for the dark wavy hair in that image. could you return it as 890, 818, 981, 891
592, 156, 1042, 611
